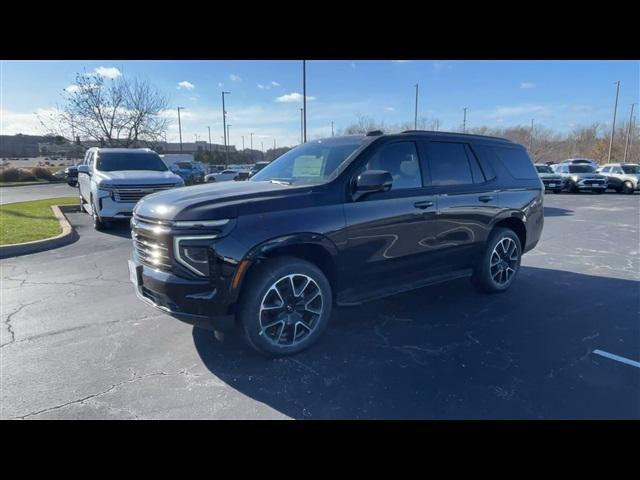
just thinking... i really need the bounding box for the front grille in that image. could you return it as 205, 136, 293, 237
113, 184, 174, 203
132, 227, 172, 272
584, 180, 604, 185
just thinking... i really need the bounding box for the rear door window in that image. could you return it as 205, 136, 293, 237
426, 141, 474, 186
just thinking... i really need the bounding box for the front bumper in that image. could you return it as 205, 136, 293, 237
129, 259, 236, 331
576, 181, 607, 190
95, 193, 136, 219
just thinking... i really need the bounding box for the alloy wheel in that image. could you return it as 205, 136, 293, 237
490, 237, 519, 286
258, 273, 323, 347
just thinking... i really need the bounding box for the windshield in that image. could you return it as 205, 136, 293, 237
622, 164, 640, 174
536, 165, 553, 173
176, 162, 192, 169
250, 140, 363, 185
568, 165, 595, 173
96, 152, 167, 172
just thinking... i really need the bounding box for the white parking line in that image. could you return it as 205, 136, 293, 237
592, 350, 640, 369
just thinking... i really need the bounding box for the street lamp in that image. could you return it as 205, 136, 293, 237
227, 125, 232, 149
221, 91, 231, 166
177, 107, 185, 152
250, 132, 254, 150
207, 126, 212, 152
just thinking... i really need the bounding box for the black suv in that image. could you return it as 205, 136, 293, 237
129, 131, 544, 356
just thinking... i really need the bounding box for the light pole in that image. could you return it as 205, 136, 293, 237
607, 81, 620, 163
250, 132, 254, 150
300, 108, 304, 144
414, 83, 419, 130
331, 121, 334, 137
302, 60, 307, 142
273, 138, 276, 150
529, 118, 534, 151
177, 107, 185, 152
207, 126, 212, 152
221, 91, 231, 166
462, 107, 468, 133
242, 135, 245, 151
623, 103, 636, 163
226, 124, 232, 151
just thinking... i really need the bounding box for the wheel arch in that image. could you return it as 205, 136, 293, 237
228, 233, 340, 314
491, 213, 527, 251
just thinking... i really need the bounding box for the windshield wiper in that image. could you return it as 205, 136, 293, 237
269, 179, 292, 185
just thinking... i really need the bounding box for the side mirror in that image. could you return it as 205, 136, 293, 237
354, 170, 393, 200
77, 165, 90, 175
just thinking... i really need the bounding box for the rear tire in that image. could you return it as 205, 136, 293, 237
568, 181, 579, 193
622, 181, 634, 194
238, 256, 332, 357
472, 227, 522, 294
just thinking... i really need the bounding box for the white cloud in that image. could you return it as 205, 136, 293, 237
350, 63, 356, 69
93, 66, 122, 79
570, 104, 593, 113
259, 81, 281, 90
384, 106, 395, 112
392, 60, 410, 63
0, 108, 59, 135
218, 82, 224, 88
177, 81, 195, 90
64, 85, 80, 93
229, 74, 242, 82
276, 92, 316, 103
520, 82, 536, 89
486, 104, 551, 119
432, 62, 447, 72
271, 81, 280, 86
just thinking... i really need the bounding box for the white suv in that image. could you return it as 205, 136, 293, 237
597, 163, 640, 194
77, 148, 184, 230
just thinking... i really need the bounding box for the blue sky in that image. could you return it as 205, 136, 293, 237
1, 60, 638, 148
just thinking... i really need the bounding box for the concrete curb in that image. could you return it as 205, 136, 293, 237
0, 181, 66, 188
0, 204, 79, 259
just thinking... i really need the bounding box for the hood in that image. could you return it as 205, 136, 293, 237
134, 180, 313, 221
96, 170, 181, 184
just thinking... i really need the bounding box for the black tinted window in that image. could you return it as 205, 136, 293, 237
427, 142, 473, 186
363, 141, 422, 190
96, 152, 167, 172
493, 147, 537, 179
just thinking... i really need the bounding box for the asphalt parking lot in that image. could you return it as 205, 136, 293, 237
1, 190, 639, 419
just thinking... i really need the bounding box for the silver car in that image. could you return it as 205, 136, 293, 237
597, 163, 640, 194
555, 163, 608, 194
535, 164, 565, 193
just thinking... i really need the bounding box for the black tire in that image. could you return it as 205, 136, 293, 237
568, 181, 579, 194
622, 181, 634, 194
593, 189, 605, 194
554, 189, 562, 194
91, 195, 107, 231
472, 227, 522, 294
238, 256, 333, 357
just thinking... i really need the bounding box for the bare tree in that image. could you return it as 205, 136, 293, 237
38, 72, 169, 147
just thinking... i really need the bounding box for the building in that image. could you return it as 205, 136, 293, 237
154, 141, 234, 154
0, 134, 49, 157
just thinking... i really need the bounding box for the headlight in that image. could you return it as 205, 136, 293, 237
173, 235, 218, 277
570, 175, 579, 182
98, 182, 114, 190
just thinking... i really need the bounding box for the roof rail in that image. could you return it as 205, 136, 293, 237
400, 130, 513, 143
366, 130, 384, 136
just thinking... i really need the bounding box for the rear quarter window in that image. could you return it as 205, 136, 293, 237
492, 146, 538, 180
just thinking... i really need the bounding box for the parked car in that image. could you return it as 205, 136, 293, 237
205, 169, 242, 182
554, 163, 607, 193
535, 164, 564, 193
170, 161, 202, 185
248, 161, 270, 178
597, 163, 640, 194
128, 130, 544, 356
64, 165, 78, 186
77, 148, 184, 230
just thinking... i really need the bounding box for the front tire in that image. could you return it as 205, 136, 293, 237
622, 181, 634, 194
91, 195, 107, 231
472, 227, 522, 293
238, 256, 332, 357
554, 188, 562, 194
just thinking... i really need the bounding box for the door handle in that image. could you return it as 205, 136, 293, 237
414, 200, 434, 209
478, 195, 495, 203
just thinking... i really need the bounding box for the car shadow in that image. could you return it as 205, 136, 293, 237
192, 266, 640, 419
544, 206, 573, 217
100, 221, 132, 239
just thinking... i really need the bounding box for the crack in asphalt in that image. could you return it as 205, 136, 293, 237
12, 368, 197, 420
2, 300, 41, 345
